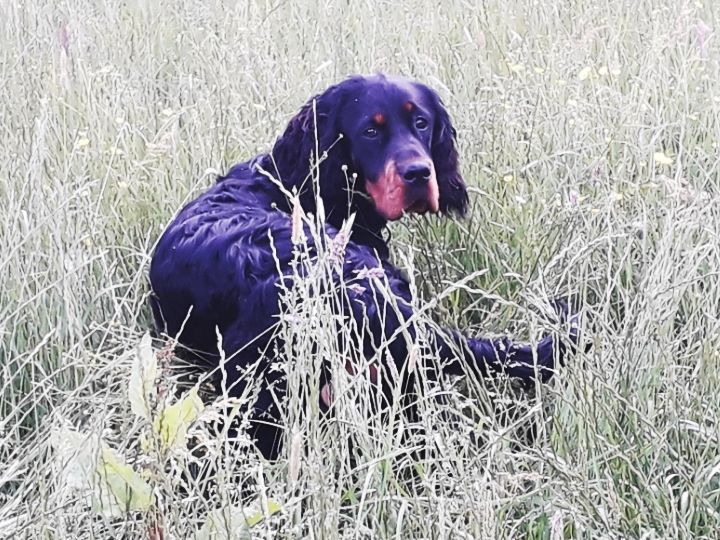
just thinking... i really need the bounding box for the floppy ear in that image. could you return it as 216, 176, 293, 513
426, 88, 469, 217
267, 83, 351, 206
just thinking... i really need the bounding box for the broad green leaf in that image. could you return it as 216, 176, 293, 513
196, 499, 283, 540
52, 426, 153, 517
94, 444, 154, 517
129, 333, 158, 421
52, 426, 98, 490
245, 500, 282, 527
196, 505, 251, 540
153, 386, 204, 450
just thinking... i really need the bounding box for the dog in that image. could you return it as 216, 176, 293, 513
149, 74, 579, 459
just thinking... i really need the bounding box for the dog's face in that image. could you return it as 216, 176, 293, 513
269, 75, 468, 227
338, 78, 441, 220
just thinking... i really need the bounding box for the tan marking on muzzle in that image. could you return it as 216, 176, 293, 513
366, 161, 440, 220
365, 161, 407, 221
425, 163, 440, 213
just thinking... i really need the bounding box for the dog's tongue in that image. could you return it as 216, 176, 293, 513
320, 383, 334, 408
321, 361, 380, 407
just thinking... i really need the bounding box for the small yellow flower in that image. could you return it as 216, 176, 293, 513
74, 137, 90, 149
503, 174, 514, 183
653, 152, 673, 166
578, 66, 593, 81
507, 62, 525, 73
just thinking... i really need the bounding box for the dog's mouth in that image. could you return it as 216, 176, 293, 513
405, 196, 434, 215
365, 161, 440, 221
321, 359, 381, 409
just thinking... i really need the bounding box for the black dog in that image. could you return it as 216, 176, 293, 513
149, 74, 578, 459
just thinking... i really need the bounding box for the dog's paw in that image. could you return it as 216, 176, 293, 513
550, 298, 591, 354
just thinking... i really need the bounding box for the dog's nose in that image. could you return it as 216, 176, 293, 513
400, 162, 431, 185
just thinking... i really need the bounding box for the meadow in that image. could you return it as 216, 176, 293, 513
1, 0, 719, 538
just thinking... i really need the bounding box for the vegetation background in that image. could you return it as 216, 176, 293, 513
1, 0, 719, 538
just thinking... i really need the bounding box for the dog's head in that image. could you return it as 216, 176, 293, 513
267, 74, 468, 230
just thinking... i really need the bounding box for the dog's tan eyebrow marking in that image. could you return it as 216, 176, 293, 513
403, 101, 415, 112
372, 112, 386, 125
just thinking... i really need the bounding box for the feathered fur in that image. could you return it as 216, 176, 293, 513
149, 74, 577, 459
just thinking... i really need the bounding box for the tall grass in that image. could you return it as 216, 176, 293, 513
1, 0, 719, 537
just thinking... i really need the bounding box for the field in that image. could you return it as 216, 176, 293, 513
2, 0, 720, 538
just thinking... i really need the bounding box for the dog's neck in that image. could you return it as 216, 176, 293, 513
302, 184, 391, 261
258, 154, 391, 260
326, 201, 390, 260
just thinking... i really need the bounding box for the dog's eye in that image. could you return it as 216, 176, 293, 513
414, 117, 429, 130
363, 127, 379, 138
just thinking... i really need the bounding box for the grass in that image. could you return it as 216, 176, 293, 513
1, 0, 719, 537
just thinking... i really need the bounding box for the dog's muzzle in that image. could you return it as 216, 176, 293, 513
365, 160, 439, 220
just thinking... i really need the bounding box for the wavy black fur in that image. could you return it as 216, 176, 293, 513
149, 74, 577, 459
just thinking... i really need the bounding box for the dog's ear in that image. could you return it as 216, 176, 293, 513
268, 82, 350, 201
423, 86, 469, 217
